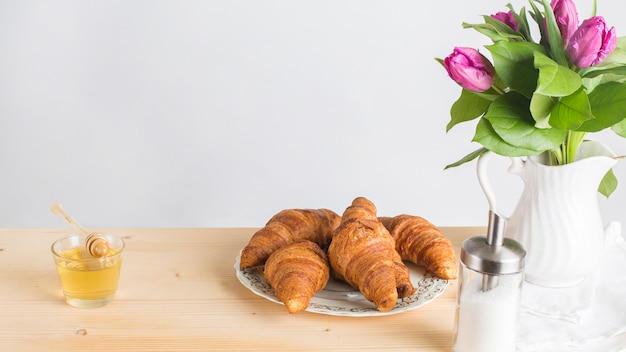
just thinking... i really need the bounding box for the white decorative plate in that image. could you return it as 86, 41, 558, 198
234, 252, 449, 317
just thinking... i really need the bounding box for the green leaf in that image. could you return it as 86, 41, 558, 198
541, 0, 568, 66
507, 4, 533, 42
530, 93, 557, 128
486, 41, 546, 98
582, 74, 626, 95
462, 19, 525, 42
591, 0, 597, 16
483, 92, 567, 151
579, 82, 626, 131
473, 118, 544, 156
527, 0, 544, 33
444, 147, 488, 169
598, 168, 618, 198
580, 65, 626, 79
481, 15, 520, 36
613, 118, 626, 137
534, 51, 582, 97
549, 89, 594, 130
447, 89, 492, 131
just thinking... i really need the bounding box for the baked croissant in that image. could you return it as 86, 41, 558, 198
240, 208, 341, 270
392, 250, 415, 299
263, 240, 330, 314
380, 215, 457, 280
328, 197, 415, 312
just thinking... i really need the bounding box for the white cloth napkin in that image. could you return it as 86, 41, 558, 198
517, 222, 626, 352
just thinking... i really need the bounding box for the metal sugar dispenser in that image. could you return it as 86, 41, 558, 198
452, 211, 526, 352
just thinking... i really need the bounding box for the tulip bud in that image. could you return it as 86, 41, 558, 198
444, 47, 495, 92
491, 10, 518, 31
551, 0, 579, 46
567, 16, 617, 68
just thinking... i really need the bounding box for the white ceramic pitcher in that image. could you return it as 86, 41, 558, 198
477, 140, 617, 287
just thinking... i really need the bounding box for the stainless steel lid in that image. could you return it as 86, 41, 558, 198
460, 210, 526, 275
461, 236, 526, 275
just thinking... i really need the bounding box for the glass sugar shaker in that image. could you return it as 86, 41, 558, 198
453, 211, 526, 352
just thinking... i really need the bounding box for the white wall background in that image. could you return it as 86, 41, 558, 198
1, 0, 625, 229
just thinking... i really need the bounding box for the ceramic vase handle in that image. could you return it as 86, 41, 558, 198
476, 151, 523, 219
477, 152, 498, 214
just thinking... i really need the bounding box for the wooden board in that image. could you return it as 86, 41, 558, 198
0, 227, 483, 351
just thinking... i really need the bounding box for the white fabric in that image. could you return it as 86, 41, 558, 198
517, 222, 626, 352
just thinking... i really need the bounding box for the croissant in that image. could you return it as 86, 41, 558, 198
328, 197, 415, 312
380, 215, 457, 280
263, 240, 330, 314
239, 208, 341, 270
392, 250, 415, 299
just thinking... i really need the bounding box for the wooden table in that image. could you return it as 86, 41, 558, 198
0, 227, 485, 351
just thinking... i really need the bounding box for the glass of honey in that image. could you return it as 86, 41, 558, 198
51, 234, 125, 308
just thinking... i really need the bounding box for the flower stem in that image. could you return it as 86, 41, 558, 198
492, 85, 506, 95
567, 131, 586, 163
554, 131, 586, 165
549, 148, 562, 166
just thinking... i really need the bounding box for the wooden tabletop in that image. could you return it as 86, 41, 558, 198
0, 227, 485, 351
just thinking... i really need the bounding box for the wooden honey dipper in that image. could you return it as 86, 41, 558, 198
50, 203, 110, 258
85, 233, 110, 258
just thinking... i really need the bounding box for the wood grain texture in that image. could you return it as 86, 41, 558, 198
0, 227, 484, 351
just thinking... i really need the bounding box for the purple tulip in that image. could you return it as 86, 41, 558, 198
444, 47, 495, 92
567, 16, 617, 68
551, 0, 579, 46
491, 10, 519, 31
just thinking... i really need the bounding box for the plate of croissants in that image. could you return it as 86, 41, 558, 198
235, 197, 458, 316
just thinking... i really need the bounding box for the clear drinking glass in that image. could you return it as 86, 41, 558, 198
51, 234, 124, 308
